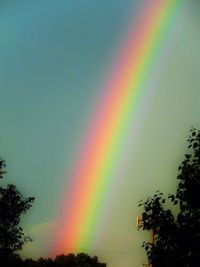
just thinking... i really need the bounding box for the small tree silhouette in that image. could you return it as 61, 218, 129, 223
0, 157, 34, 266
138, 128, 200, 267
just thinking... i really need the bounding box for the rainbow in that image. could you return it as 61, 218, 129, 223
52, 0, 183, 254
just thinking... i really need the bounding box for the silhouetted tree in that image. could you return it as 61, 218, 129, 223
0, 157, 34, 266
76, 252, 106, 267
0, 157, 6, 179
54, 253, 106, 267
54, 253, 76, 267
138, 128, 200, 267
22, 253, 106, 267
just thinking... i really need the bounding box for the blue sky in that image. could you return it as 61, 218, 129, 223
0, 1, 200, 267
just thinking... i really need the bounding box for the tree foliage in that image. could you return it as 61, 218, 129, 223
0, 157, 6, 179
22, 253, 106, 267
0, 158, 35, 266
138, 128, 200, 267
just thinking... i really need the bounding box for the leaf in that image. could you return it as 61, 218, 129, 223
193, 142, 198, 149
192, 131, 196, 136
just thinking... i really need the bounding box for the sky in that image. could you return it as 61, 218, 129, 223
0, 1, 200, 267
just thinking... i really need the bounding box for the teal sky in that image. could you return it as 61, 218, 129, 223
0, 1, 200, 267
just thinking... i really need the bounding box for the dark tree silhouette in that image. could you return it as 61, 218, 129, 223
22, 253, 106, 267
0, 157, 6, 179
138, 128, 200, 267
0, 157, 34, 266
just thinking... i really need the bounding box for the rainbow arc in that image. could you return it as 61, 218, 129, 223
52, 0, 183, 255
